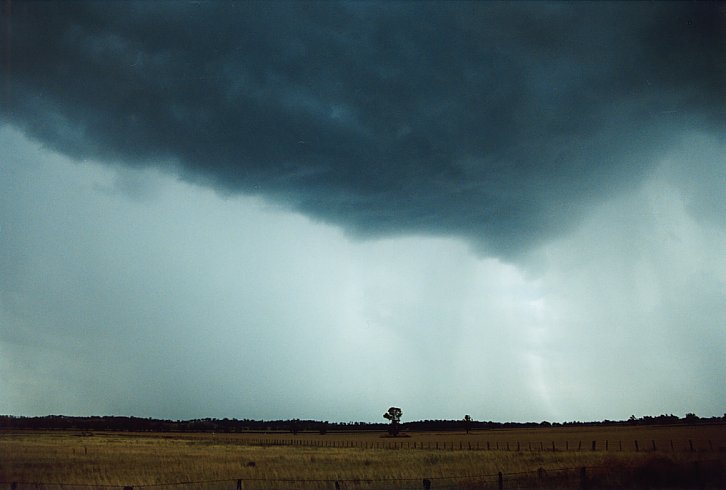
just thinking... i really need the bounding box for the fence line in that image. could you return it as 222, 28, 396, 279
0, 465, 612, 489
240, 437, 720, 453
3, 460, 723, 490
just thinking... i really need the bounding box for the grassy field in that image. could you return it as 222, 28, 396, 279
1, 425, 724, 489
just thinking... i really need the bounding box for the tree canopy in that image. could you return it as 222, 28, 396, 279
383, 407, 403, 436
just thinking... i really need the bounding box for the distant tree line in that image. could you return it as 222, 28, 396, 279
0, 415, 386, 433
406, 413, 725, 432
0, 413, 722, 433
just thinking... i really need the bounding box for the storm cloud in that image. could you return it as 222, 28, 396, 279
3, 1, 723, 257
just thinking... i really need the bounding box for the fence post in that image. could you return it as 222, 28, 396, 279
634, 440, 639, 452
498, 471, 504, 490
591, 441, 596, 451
123, 487, 133, 490
237, 479, 243, 490
652, 440, 656, 451
579, 467, 587, 490
689, 440, 694, 452
692, 461, 703, 490
578, 441, 582, 451
423, 478, 432, 490
11, 483, 17, 490
335, 481, 341, 490
605, 440, 608, 451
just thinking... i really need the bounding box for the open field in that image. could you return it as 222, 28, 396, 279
1, 425, 724, 489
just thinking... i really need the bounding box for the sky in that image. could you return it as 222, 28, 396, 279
0, 1, 724, 423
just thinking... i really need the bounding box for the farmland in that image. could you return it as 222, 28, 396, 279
1, 424, 724, 489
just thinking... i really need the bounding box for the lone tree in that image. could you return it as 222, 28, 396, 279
383, 407, 402, 436
464, 414, 472, 434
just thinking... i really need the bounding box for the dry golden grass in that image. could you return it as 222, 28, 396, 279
1, 426, 724, 489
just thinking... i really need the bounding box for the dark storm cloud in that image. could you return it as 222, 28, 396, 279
2, 1, 723, 257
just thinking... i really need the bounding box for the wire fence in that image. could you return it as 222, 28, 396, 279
228, 437, 722, 453
3, 459, 725, 490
